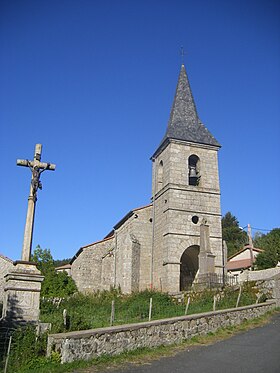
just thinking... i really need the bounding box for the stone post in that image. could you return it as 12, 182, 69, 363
197, 219, 215, 286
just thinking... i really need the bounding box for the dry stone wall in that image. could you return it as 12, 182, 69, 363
47, 301, 275, 364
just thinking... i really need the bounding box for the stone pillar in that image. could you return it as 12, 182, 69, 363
272, 273, 280, 308
197, 220, 215, 286
2, 261, 44, 324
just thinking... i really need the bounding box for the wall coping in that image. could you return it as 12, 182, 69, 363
48, 300, 276, 340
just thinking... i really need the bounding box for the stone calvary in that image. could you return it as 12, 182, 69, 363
2, 144, 55, 323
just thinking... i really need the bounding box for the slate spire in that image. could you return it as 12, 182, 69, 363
155, 64, 220, 155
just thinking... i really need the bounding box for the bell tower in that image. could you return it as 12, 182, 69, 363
151, 64, 223, 293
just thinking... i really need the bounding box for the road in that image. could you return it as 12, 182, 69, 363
108, 313, 280, 373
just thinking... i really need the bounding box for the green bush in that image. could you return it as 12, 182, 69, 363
7, 326, 48, 372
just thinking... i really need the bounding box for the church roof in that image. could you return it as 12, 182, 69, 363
154, 64, 220, 156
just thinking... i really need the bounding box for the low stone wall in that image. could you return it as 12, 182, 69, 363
47, 301, 275, 364
239, 269, 280, 307
239, 267, 280, 282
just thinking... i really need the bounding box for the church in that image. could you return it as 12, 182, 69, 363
70, 64, 224, 294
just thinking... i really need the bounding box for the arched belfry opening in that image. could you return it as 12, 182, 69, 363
180, 245, 199, 291
157, 160, 163, 191
188, 155, 200, 186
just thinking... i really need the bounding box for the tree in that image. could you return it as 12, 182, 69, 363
53, 258, 72, 268
222, 212, 248, 257
254, 228, 280, 269
31, 246, 54, 274
31, 246, 77, 297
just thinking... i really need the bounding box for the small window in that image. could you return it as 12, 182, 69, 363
188, 155, 200, 186
157, 160, 163, 191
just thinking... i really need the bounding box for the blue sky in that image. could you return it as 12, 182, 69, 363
0, 0, 279, 261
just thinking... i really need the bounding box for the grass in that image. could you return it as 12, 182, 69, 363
12, 309, 279, 373
40, 284, 264, 333
5, 284, 269, 373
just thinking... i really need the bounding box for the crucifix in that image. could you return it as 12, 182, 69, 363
17, 144, 56, 262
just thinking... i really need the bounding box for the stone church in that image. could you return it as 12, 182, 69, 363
70, 64, 223, 294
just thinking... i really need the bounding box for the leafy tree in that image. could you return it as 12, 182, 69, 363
31, 246, 54, 274
255, 228, 280, 269
53, 258, 72, 268
222, 212, 248, 257
31, 246, 77, 297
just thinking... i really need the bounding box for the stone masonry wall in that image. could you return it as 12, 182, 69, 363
47, 301, 275, 364
71, 205, 153, 294
239, 267, 280, 283
115, 205, 152, 293
152, 140, 223, 293
71, 237, 114, 293
0, 255, 14, 302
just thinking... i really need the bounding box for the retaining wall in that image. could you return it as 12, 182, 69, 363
47, 301, 275, 364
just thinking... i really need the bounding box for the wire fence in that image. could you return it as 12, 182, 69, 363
40, 283, 259, 334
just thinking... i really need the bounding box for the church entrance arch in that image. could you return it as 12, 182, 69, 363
180, 245, 199, 291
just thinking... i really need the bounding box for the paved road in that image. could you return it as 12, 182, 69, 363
110, 313, 280, 373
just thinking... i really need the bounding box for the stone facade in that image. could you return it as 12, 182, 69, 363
71, 205, 153, 294
47, 301, 275, 364
151, 140, 222, 292
70, 64, 223, 294
0, 254, 13, 302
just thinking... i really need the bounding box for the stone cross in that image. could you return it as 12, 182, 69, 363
17, 144, 56, 262
180, 46, 187, 64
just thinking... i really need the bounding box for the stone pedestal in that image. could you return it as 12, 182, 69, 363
2, 261, 44, 324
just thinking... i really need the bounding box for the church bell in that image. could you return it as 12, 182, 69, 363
189, 165, 200, 186
189, 166, 197, 178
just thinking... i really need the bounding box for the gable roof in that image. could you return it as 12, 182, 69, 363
227, 245, 263, 261
70, 204, 152, 264
153, 64, 220, 157
227, 258, 253, 271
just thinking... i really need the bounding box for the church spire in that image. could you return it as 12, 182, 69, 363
154, 64, 220, 156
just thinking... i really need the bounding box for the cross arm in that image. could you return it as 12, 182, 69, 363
16, 159, 56, 171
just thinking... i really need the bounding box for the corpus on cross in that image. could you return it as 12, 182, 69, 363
17, 144, 56, 262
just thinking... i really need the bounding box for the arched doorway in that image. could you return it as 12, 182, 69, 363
180, 245, 199, 291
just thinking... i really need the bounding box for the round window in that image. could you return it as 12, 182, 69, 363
192, 216, 199, 224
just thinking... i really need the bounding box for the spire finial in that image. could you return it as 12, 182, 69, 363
180, 46, 186, 65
